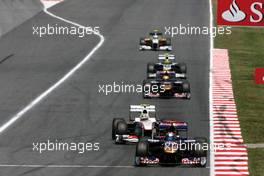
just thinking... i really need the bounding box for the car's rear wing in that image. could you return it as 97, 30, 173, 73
156, 71, 175, 78
158, 54, 175, 61
149, 32, 162, 36
130, 104, 156, 113
159, 121, 188, 131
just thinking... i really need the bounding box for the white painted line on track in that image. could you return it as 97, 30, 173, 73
0, 164, 133, 168
0, 4, 105, 134
215, 161, 248, 165
214, 132, 242, 135
213, 118, 238, 121
214, 137, 243, 140
215, 152, 248, 155
246, 143, 264, 148
41, 0, 63, 9
215, 157, 248, 160
214, 121, 240, 124
209, 0, 214, 174
214, 135, 242, 138
214, 127, 241, 130
214, 139, 244, 142
215, 172, 249, 175
222, 149, 247, 151
214, 166, 249, 170
213, 113, 238, 115
214, 128, 241, 130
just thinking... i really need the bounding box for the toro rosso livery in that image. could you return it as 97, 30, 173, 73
135, 124, 207, 167
140, 30, 172, 51
147, 53, 187, 79
143, 71, 191, 99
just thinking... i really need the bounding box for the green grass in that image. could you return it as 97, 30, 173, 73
215, 28, 264, 143
213, 1, 264, 144
248, 149, 264, 176
213, 0, 264, 175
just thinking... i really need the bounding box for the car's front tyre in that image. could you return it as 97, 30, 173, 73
112, 118, 125, 140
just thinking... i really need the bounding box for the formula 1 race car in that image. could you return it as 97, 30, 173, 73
112, 104, 158, 144
134, 124, 207, 167
147, 53, 187, 79
112, 105, 188, 144
139, 30, 172, 51
143, 71, 191, 99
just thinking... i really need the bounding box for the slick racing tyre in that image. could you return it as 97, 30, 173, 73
193, 137, 207, 167
178, 63, 187, 73
147, 63, 155, 74
182, 81, 190, 92
182, 81, 191, 99
116, 121, 128, 135
135, 156, 143, 167
193, 137, 208, 157
136, 141, 149, 157
139, 37, 146, 45
165, 38, 171, 46
112, 118, 125, 140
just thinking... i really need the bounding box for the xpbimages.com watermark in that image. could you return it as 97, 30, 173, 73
32, 140, 100, 154
163, 141, 232, 152
164, 24, 232, 37
98, 82, 166, 95
32, 24, 100, 38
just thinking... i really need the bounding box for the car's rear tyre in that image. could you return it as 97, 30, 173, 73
135, 156, 142, 166
186, 93, 191, 99
178, 63, 187, 73
147, 63, 155, 74
193, 137, 207, 167
140, 37, 145, 45
182, 82, 190, 92
143, 93, 151, 99
193, 137, 207, 157
136, 141, 149, 157
166, 38, 171, 46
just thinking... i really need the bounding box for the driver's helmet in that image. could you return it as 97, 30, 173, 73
162, 71, 170, 80
163, 59, 172, 65
153, 35, 159, 39
140, 109, 149, 120
165, 132, 176, 141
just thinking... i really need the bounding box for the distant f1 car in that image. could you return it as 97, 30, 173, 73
139, 30, 172, 51
112, 105, 188, 144
134, 124, 207, 167
143, 71, 191, 99
147, 53, 187, 79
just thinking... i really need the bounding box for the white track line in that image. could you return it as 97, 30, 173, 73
0, 6, 105, 134
0, 164, 133, 168
209, 0, 214, 175
41, 0, 64, 9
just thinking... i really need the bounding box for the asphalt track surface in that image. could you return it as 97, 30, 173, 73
0, 0, 210, 175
